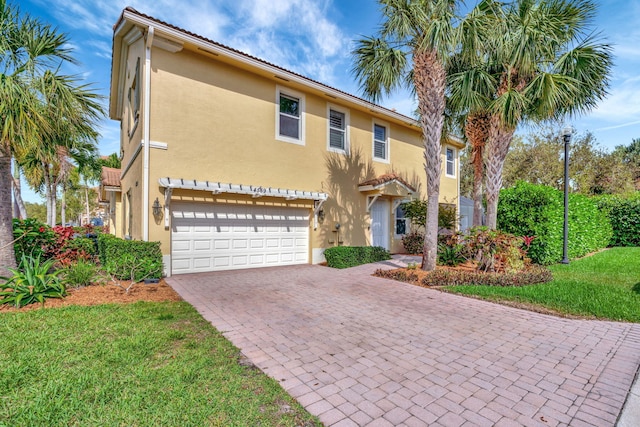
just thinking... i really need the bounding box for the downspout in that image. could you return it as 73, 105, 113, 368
143, 26, 154, 241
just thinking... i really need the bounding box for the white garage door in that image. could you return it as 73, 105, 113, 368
171, 202, 309, 274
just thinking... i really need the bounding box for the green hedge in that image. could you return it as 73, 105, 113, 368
596, 194, 640, 247
324, 246, 391, 269
97, 234, 163, 281
497, 182, 612, 264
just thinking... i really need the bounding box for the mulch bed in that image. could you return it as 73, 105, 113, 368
0, 279, 182, 313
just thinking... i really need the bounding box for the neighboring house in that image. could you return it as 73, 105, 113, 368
100, 167, 122, 235
108, 7, 464, 275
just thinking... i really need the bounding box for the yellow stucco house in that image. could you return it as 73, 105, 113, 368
107, 7, 464, 275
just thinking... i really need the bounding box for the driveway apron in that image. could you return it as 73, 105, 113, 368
167, 265, 640, 427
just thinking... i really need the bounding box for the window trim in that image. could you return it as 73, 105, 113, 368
327, 103, 349, 154
445, 146, 456, 178
275, 85, 305, 146
372, 120, 390, 163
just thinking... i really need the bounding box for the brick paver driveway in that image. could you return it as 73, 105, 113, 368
167, 265, 640, 426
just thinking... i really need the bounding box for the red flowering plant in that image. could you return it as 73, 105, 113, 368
50, 226, 95, 267
12, 219, 56, 261
521, 235, 536, 254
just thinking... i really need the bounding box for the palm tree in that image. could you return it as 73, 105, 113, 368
352, 0, 459, 271
481, 0, 612, 228
0, 0, 102, 274
447, 0, 507, 227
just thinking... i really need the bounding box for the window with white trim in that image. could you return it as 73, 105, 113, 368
446, 147, 456, 177
328, 105, 348, 153
127, 57, 140, 138
276, 87, 305, 145
395, 203, 409, 236
373, 122, 389, 162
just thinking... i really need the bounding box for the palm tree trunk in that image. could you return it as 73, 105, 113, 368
0, 149, 18, 276
12, 159, 23, 219
465, 113, 490, 227
414, 50, 446, 271
43, 165, 57, 227
11, 175, 27, 219
484, 114, 515, 229
61, 186, 66, 226
84, 182, 90, 226
472, 159, 484, 226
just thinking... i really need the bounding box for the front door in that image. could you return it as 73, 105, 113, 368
371, 199, 390, 250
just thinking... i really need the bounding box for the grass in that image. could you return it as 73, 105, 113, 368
0, 302, 319, 427
445, 247, 640, 322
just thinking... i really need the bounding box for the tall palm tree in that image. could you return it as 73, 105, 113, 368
446, 0, 504, 227
482, 0, 612, 228
352, 0, 459, 271
0, 0, 102, 274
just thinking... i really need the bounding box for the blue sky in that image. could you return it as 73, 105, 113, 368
17, 0, 640, 202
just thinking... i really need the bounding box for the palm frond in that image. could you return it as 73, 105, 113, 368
351, 36, 409, 102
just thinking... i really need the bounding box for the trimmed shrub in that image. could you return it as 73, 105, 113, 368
419, 266, 553, 287
498, 182, 612, 264
402, 231, 424, 255
324, 246, 391, 269
597, 194, 640, 247
374, 266, 553, 287
98, 234, 163, 281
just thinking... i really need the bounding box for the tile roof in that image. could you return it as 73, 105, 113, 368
359, 173, 416, 192
101, 167, 121, 187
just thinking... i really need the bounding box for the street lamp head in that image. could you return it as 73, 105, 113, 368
562, 125, 573, 143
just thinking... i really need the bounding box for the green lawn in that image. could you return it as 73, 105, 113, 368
0, 302, 319, 427
446, 247, 640, 322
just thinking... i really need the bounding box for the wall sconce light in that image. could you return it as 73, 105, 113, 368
318, 208, 325, 222
152, 197, 162, 218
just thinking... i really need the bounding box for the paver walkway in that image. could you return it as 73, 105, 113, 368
167, 264, 640, 426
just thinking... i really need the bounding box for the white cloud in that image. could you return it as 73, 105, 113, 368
590, 76, 640, 122
229, 0, 347, 84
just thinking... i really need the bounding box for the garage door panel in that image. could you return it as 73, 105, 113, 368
193, 240, 211, 251
214, 240, 230, 249
172, 203, 309, 274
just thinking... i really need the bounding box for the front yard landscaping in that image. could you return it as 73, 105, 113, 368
377, 247, 639, 322
445, 247, 640, 322
0, 302, 320, 426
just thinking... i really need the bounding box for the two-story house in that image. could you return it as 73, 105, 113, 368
107, 7, 464, 275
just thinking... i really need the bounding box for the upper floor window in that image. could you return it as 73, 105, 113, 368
127, 58, 140, 138
373, 122, 389, 162
446, 147, 456, 177
276, 86, 305, 145
328, 105, 348, 153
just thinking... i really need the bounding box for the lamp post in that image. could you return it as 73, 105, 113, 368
561, 125, 573, 264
